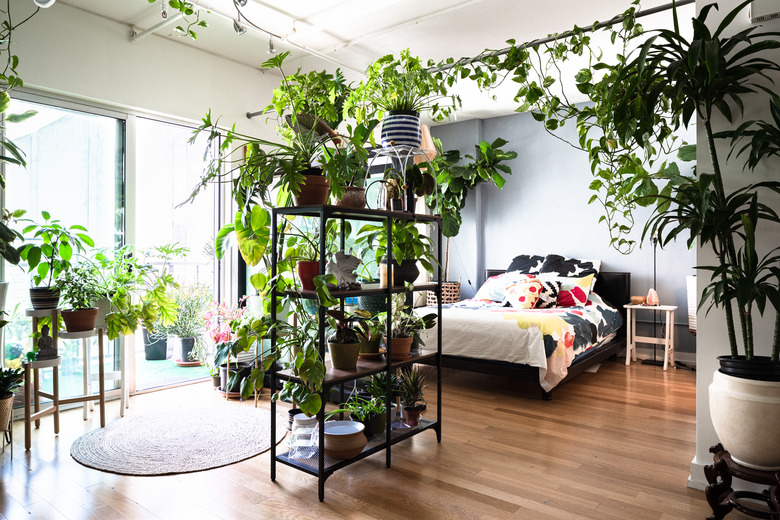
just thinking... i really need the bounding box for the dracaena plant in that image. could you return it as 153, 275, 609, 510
607, 0, 780, 362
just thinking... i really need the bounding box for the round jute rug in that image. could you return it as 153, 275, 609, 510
70, 405, 288, 476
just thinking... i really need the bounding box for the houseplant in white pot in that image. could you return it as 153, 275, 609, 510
604, 0, 780, 470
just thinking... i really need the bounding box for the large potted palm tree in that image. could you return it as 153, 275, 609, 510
607, 0, 780, 470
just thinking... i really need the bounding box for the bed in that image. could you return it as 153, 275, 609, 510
418, 255, 630, 400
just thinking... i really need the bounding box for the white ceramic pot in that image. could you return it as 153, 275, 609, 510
292, 413, 317, 431
709, 369, 780, 470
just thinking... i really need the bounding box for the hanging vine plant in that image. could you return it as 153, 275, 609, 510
431, 0, 687, 254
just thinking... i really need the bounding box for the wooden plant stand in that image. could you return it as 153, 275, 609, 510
704, 443, 780, 519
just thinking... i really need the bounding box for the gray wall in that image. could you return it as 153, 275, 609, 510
431, 111, 697, 355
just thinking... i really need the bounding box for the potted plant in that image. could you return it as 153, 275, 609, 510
355, 312, 383, 355
380, 291, 437, 360
155, 284, 212, 366
399, 366, 427, 427
17, 211, 95, 310
0, 209, 24, 326
92, 244, 186, 343
424, 137, 516, 298
354, 220, 435, 286
55, 262, 103, 332
321, 120, 379, 208
602, 0, 780, 470
0, 366, 22, 438
346, 49, 461, 148
329, 395, 387, 439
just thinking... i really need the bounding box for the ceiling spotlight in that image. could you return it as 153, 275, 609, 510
267, 36, 277, 54
233, 19, 247, 35
33, 0, 56, 7
234, 0, 248, 6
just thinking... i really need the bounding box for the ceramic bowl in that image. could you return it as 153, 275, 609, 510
323, 420, 367, 460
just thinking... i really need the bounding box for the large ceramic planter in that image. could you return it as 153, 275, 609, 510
323, 420, 367, 459
142, 326, 167, 360
29, 287, 60, 310
293, 171, 329, 206
383, 335, 413, 360
380, 111, 421, 148
61, 307, 99, 332
709, 364, 780, 470
328, 342, 361, 370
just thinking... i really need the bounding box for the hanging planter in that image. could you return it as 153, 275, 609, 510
380, 111, 421, 148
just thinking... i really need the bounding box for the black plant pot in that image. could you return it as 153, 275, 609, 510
219, 362, 252, 393
718, 355, 780, 381
391, 259, 420, 286
142, 327, 167, 361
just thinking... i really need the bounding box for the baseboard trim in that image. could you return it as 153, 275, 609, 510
633, 345, 696, 367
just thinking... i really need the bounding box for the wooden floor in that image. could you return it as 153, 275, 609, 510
0, 360, 746, 519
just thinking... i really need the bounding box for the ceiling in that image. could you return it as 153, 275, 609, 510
57, 0, 694, 121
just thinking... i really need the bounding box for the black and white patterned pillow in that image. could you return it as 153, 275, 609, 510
506, 254, 546, 274
540, 254, 601, 278
534, 279, 562, 308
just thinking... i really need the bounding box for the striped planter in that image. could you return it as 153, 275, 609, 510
380, 111, 421, 148
30, 287, 60, 310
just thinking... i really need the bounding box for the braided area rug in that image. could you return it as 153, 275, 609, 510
71, 405, 287, 476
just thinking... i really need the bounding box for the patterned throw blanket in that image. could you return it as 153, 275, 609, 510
420, 293, 623, 390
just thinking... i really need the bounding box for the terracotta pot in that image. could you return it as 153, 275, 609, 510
297, 260, 320, 291
293, 172, 329, 206
383, 335, 413, 360
328, 342, 361, 370
337, 186, 366, 209
30, 287, 60, 310
710, 367, 780, 470
324, 420, 367, 459
61, 307, 99, 332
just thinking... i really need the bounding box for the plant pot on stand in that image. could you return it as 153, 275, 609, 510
297, 260, 320, 291
60, 307, 99, 332
29, 287, 60, 310
380, 110, 422, 148
327, 342, 361, 370
336, 186, 366, 209
709, 356, 780, 470
384, 336, 413, 361
169, 336, 200, 367
402, 403, 426, 427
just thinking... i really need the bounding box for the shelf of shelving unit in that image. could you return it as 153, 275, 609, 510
269, 202, 444, 502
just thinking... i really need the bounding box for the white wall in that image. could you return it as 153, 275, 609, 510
14, 1, 277, 139
689, 0, 780, 490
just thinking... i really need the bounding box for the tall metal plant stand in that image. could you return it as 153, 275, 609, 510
704, 443, 780, 519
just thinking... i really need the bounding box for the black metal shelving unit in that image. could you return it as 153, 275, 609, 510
269, 203, 443, 501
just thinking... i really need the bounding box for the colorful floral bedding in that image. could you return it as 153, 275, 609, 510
418, 292, 623, 391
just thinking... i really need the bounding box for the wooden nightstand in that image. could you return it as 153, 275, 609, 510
623, 304, 678, 370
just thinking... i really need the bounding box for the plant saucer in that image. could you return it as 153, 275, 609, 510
358, 348, 386, 358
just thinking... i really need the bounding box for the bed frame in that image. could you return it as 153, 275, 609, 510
437, 270, 631, 400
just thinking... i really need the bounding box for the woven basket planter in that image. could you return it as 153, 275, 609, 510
426, 281, 461, 306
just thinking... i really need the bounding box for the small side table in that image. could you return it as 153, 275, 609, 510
623, 304, 678, 370
704, 443, 780, 519
23, 356, 62, 451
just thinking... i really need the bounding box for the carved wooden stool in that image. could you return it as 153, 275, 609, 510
704, 443, 780, 519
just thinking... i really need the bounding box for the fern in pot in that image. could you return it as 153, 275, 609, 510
154, 284, 212, 366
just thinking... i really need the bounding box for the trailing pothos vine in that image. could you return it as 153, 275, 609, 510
431, 0, 686, 254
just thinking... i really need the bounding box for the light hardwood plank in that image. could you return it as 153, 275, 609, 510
1, 360, 757, 519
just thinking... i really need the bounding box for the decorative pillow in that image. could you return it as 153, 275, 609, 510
503, 279, 543, 309
540, 254, 601, 278
537, 273, 595, 307
506, 254, 546, 274
534, 279, 562, 309
474, 271, 535, 301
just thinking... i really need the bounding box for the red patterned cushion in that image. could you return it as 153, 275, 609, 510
503, 279, 543, 309
538, 273, 595, 307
